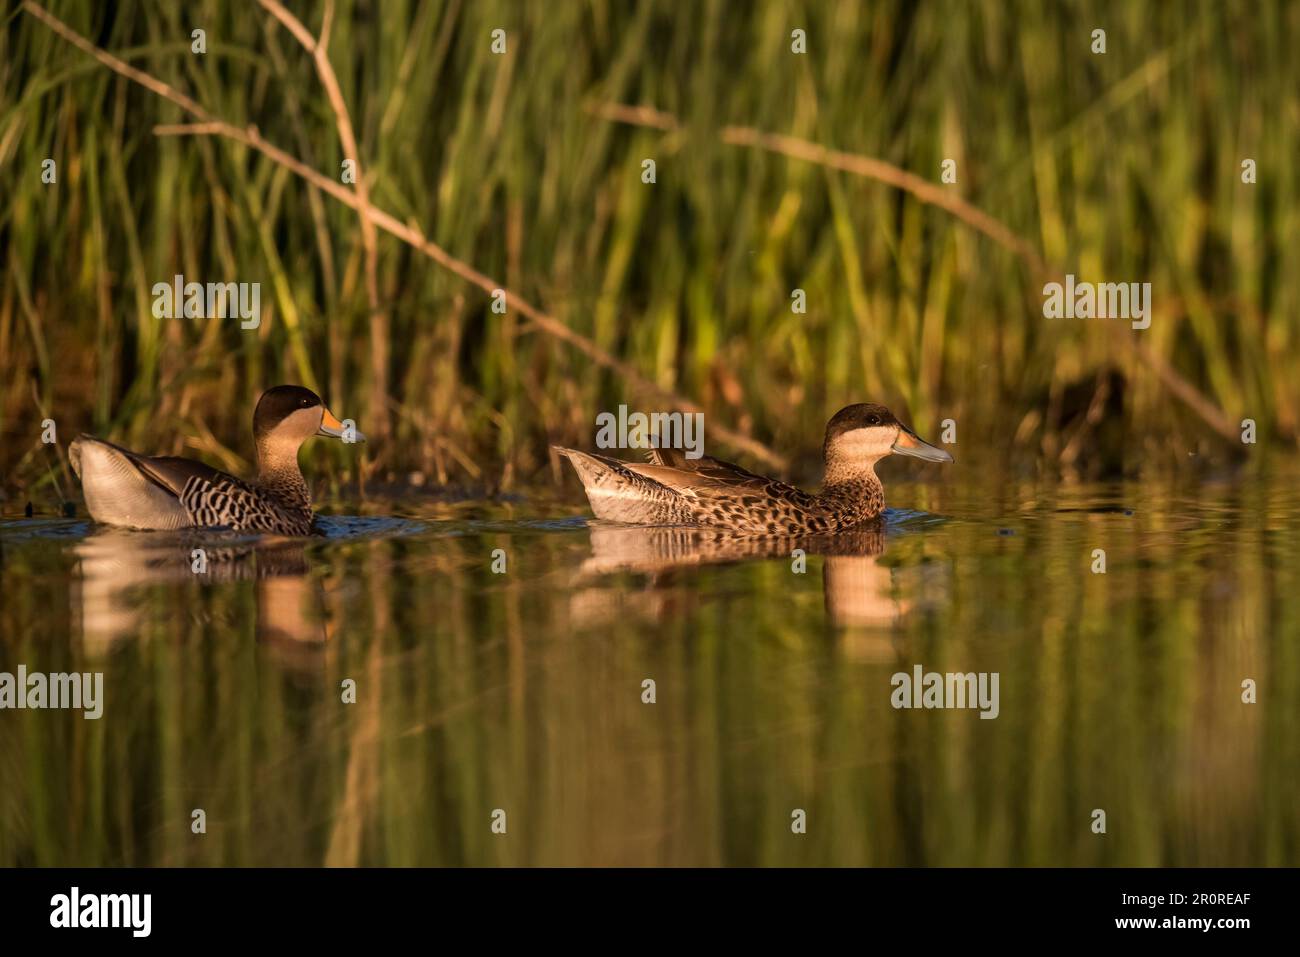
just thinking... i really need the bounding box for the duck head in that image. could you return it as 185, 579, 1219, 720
822, 403, 952, 478
254, 385, 365, 471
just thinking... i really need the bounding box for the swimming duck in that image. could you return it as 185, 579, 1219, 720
555, 403, 951, 532
69, 385, 364, 535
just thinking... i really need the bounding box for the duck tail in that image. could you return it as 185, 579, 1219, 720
68, 435, 85, 478
552, 447, 612, 487
67, 435, 190, 530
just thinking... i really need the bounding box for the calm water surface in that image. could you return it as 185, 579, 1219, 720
1, 469, 1297, 866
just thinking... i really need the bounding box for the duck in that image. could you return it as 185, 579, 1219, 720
555, 403, 951, 532
69, 385, 364, 536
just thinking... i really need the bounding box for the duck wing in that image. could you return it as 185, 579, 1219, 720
70, 435, 256, 531
128, 453, 244, 498
638, 447, 772, 487
556, 445, 814, 528
75, 437, 244, 498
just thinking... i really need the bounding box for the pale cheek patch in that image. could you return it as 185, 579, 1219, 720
291, 407, 323, 433
836, 428, 897, 459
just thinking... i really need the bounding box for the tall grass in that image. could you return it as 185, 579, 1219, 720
1, 0, 1297, 496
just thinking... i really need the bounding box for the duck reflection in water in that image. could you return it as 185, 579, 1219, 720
568, 519, 950, 655
71, 527, 329, 658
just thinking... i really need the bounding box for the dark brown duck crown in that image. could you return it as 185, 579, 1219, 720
253, 385, 323, 438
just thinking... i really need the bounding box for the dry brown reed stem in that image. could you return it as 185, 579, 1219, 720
589, 101, 1240, 442
22, 1, 788, 471
588, 103, 1052, 273
256, 0, 390, 447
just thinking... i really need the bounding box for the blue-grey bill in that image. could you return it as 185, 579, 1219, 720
892, 426, 952, 463
318, 408, 366, 443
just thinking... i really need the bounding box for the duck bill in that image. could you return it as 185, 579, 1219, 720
892, 426, 952, 463
318, 408, 366, 443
